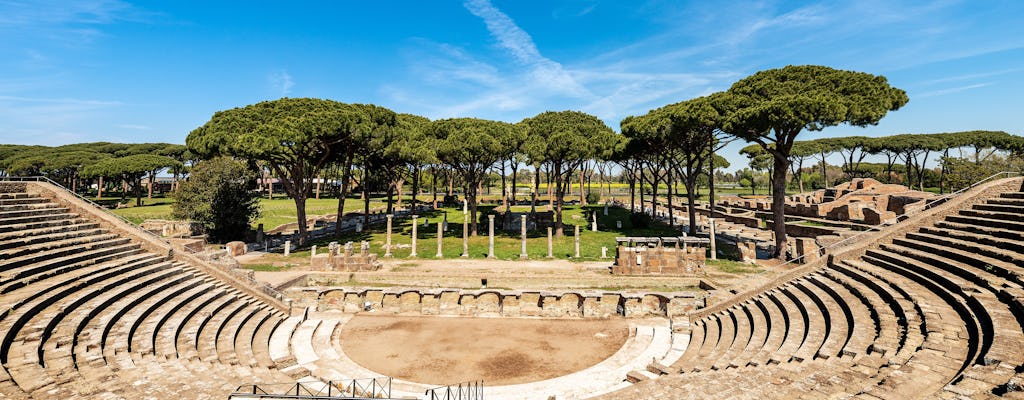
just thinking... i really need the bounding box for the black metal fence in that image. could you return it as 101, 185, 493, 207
230, 378, 391, 399
425, 381, 483, 400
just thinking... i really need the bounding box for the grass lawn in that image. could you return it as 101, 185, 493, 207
291, 204, 683, 261
109, 196, 385, 228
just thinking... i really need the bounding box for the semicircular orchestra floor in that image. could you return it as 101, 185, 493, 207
339, 315, 629, 385
277, 312, 683, 399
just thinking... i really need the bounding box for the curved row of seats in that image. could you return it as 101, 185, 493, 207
606, 182, 1024, 399
0, 189, 296, 398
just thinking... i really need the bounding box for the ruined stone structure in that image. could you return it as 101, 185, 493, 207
720, 178, 935, 225
309, 241, 382, 271
613, 237, 710, 276
290, 287, 698, 318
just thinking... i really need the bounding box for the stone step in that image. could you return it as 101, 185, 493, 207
947, 214, 1024, 232
0, 210, 75, 228
974, 202, 1024, 214
0, 226, 105, 251
0, 213, 80, 233
999, 192, 1024, 199
0, 207, 69, 220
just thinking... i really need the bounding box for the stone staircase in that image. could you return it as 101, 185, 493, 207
599, 177, 1024, 399
0, 185, 299, 399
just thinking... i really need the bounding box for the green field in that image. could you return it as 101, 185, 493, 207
109, 196, 386, 228
290, 204, 684, 261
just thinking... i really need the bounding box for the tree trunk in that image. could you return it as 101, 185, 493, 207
147, 172, 154, 199
334, 156, 353, 237
531, 165, 539, 214
770, 161, 789, 259
362, 167, 370, 227
554, 164, 564, 237
431, 166, 438, 206
386, 181, 394, 215
469, 178, 479, 236
97, 176, 104, 198
395, 178, 404, 210
686, 180, 697, 236
134, 177, 142, 206
579, 167, 586, 206
315, 176, 321, 199
628, 171, 635, 213
666, 169, 674, 227
411, 165, 420, 213
500, 162, 507, 209
511, 164, 518, 206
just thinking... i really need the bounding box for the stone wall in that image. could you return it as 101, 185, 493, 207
613, 244, 706, 276
290, 287, 699, 318
309, 241, 381, 272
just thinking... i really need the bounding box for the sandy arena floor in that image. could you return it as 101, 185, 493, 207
338, 315, 629, 386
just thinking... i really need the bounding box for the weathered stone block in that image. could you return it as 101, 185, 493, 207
438, 291, 460, 316
600, 294, 621, 316
225, 241, 246, 257
520, 292, 542, 316
476, 292, 501, 315
399, 291, 421, 314
381, 293, 401, 313
420, 293, 441, 315
501, 295, 520, 317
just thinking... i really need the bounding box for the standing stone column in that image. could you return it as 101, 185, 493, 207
461, 213, 469, 258
410, 215, 419, 258
487, 215, 496, 259
384, 214, 393, 258
546, 227, 553, 258
519, 215, 528, 259
284, 240, 291, 256
709, 217, 717, 260
574, 225, 581, 258
436, 222, 444, 258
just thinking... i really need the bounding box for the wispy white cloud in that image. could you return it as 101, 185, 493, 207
463, 0, 593, 99
117, 124, 152, 130
268, 70, 294, 97
916, 83, 990, 98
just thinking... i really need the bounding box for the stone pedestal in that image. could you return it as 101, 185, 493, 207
601, 246, 607, 258
546, 227, 553, 258
226, 241, 246, 257
410, 215, 418, 258
519, 215, 528, 259
384, 214, 393, 258
574, 225, 581, 258
436, 222, 444, 258
487, 215, 496, 259
284, 240, 291, 256
461, 213, 469, 258
310, 245, 317, 257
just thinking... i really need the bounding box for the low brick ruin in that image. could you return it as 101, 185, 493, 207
613, 236, 710, 276
720, 178, 934, 225
309, 241, 381, 271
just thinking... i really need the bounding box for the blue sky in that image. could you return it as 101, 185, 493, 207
1, 0, 1022, 170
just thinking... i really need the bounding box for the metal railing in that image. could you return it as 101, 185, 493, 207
231, 378, 392, 399
425, 381, 483, 400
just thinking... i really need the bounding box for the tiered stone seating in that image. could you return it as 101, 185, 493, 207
0, 185, 297, 398
608, 178, 1024, 399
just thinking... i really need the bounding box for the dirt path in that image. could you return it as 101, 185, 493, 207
339, 315, 629, 385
